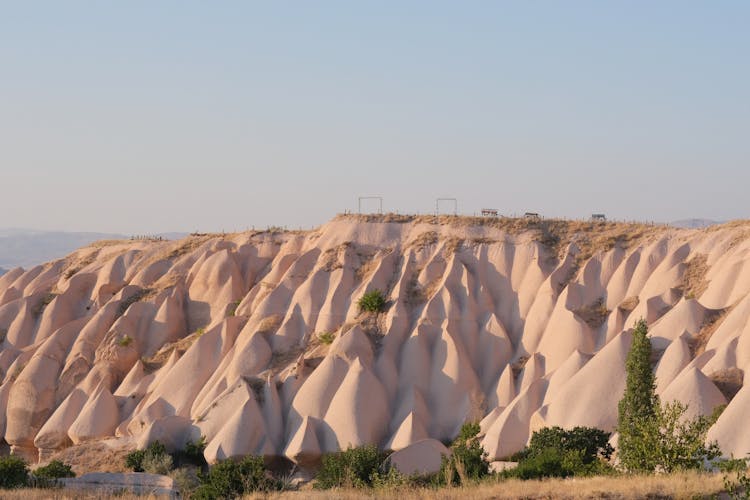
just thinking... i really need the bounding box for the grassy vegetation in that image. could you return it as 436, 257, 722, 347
226, 299, 242, 317
315, 445, 388, 489
0, 470, 737, 499
357, 289, 387, 313
317, 332, 335, 345
31, 292, 56, 318
254, 471, 728, 499
117, 335, 133, 347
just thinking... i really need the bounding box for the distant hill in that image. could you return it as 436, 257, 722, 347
0, 228, 187, 270
669, 219, 720, 229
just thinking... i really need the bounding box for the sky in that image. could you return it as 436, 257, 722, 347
1, 1, 748, 233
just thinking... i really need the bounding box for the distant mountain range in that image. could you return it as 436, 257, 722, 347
0, 228, 187, 270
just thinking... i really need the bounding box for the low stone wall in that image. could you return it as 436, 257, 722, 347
61, 472, 178, 497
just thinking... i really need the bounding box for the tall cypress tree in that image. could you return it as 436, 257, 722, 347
617, 318, 659, 472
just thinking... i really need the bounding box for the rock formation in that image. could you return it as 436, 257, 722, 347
0, 214, 748, 464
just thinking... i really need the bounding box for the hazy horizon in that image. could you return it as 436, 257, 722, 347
2, 2, 748, 234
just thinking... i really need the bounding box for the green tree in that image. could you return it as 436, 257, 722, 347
631, 400, 721, 473
617, 319, 659, 472
617, 319, 722, 473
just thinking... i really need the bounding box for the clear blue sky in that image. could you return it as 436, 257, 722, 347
1, 1, 748, 233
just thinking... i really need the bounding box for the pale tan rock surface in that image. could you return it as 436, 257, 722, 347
388, 438, 450, 475
0, 215, 748, 464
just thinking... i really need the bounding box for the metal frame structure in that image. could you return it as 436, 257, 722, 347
358, 196, 383, 214
436, 198, 458, 215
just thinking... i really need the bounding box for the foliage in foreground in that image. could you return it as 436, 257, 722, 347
0, 456, 29, 489
510, 447, 615, 480
721, 458, 750, 500
616, 318, 723, 473
0, 456, 77, 490
192, 456, 279, 499
175, 436, 208, 469
315, 444, 389, 489
519, 426, 614, 464
630, 400, 722, 473
125, 437, 207, 474
125, 440, 169, 473
439, 422, 491, 486
508, 426, 615, 479
123, 440, 279, 498
617, 318, 659, 472
33, 460, 76, 480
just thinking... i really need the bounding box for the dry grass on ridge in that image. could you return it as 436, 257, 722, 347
338, 213, 665, 268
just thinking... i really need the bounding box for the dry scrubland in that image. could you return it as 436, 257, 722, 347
264, 472, 727, 499
1, 214, 750, 492
2, 472, 728, 499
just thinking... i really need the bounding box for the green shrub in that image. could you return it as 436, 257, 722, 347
143, 450, 173, 475
179, 436, 208, 468
125, 449, 146, 472
31, 460, 75, 488
512, 447, 586, 480
516, 426, 614, 464
0, 455, 29, 489
125, 441, 169, 473
718, 457, 750, 474
117, 334, 133, 347
192, 482, 222, 500
630, 400, 722, 473
357, 289, 387, 313
370, 467, 408, 488
439, 422, 490, 486
34, 460, 75, 479
315, 445, 388, 489
318, 332, 335, 345
196, 456, 279, 498
169, 467, 201, 497
507, 426, 615, 480
722, 458, 750, 500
